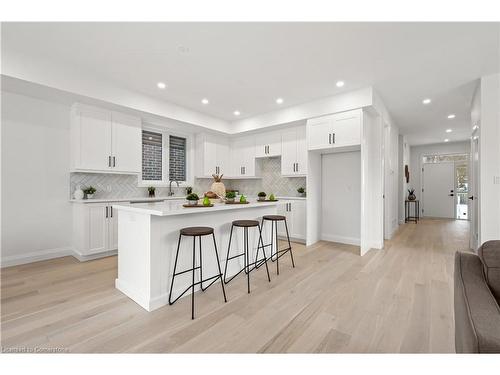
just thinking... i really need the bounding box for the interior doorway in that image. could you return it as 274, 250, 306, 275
421, 153, 469, 220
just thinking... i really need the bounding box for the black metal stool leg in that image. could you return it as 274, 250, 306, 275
283, 219, 295, 268
275, 221, 280, 275
223, 224, 234, 284
256, 223, 271, 282
168, 233, 183, 305
191, 236, 196, 320
212, 233, 227, 303
245, 227, 250, 293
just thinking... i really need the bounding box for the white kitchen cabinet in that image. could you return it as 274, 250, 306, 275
111, 112, 142, 173
307, 109, 361, 151
196, 133, 229, 177
72, 202, 119, 257
230, 137, 256, 177
281, 126, 307, 176
277, 200, 306, 242
70, 104, 141, 174
255, 130, 282, 157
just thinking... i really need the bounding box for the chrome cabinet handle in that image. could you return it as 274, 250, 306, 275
113, 156, 116, 167
296, 163, 299, 172
105, 206, 108, 218
329, 134, 331, 144
332, 133, 335, 144
110, 206, 113, 217
108, 156, 112, 167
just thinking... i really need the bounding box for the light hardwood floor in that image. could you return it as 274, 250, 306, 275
1, 218, 470, 353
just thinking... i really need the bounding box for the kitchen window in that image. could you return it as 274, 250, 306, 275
141, 128, 190, 185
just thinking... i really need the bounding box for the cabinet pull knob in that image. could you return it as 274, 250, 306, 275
105, 206, 108, 218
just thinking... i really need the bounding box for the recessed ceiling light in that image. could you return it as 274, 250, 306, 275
447, 114, 456, 119
276, 98, 284, 104
422, 98, 431, 105
233, 110, 241, 116
157, 82, 166, 89
201, 98, 209, 105
336, 81, 345, 88
444, 139, 449, 142
446, 129, 452, 133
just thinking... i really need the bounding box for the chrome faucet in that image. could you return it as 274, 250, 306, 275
168, 180, 180, 196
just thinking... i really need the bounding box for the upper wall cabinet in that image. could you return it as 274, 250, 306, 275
195, 133, 229, 177
230, 137, 257, 177
281, 126, 307, 177
307, 109, 361, 151
70, 104, 141, 174
255, 130, 282, 157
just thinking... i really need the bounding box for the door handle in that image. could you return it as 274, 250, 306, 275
448, 194, 454, 196
469, 196, 474, 200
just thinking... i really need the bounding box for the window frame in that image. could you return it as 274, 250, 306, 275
138, 124, 193, 187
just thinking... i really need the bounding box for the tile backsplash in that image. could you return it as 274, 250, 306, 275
70, 157, 306, 199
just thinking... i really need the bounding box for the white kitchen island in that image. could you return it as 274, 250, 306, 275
113, 200, 286, 311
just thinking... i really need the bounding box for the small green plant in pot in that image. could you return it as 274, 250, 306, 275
225, 191, 236, 203
186, 193, 199, 206
297, 187, 306, 197
407, 188, 416, 201
257, 192, 267, 201
148, 186, 156, 198
83, 186, 96, 199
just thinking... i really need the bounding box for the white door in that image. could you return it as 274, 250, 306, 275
307, 119, 332, 150
281, 129, 297, 175
423, 162, 455, 218
470, 132, 480, 249
78, 108, 112, 170
111, 112, 141, 173
88, 204, 108, 255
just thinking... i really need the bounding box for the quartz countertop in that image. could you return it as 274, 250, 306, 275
113, 199, 289, 217
69, 196, 185, 204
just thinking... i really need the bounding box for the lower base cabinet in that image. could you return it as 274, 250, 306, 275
277, 200, 306, 242
72, 203, 118, 257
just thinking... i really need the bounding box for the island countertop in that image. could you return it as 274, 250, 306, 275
113, 199, 288, 217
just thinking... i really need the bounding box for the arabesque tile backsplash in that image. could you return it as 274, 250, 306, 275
70, 157, 306, 199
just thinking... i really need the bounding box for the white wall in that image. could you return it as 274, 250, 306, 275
1, 91, 73, 266
409, 141, 470, 202
321, 151, 361, 245
478, 73, 500, 243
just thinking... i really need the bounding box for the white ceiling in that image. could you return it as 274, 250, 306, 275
2, 22, 499, 144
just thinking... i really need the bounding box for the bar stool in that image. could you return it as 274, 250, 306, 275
260, 215, 295, 275
168, 226, 227, 320
224, 220, 271, 294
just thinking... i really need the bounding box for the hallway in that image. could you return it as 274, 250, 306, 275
1, 219, 470, 353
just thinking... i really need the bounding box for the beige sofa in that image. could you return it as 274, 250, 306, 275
454, 241, 500, 353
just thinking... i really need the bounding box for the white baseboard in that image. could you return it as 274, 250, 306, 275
1, 246, 73, 268
320, 234, 360, 246
71, 249, 117, 262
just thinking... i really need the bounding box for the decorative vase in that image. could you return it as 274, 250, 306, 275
73, 186, 84, 200
188, 200, 198, 206
149, 191, 155, 198
258, 196, 266, 201
408, 194, 416, 201
227, 198, 235, 203
86, 193, 94, 199
210, 174, 226, 198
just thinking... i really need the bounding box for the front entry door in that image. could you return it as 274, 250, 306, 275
423, 162, 455, 218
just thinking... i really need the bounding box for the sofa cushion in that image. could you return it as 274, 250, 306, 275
478, 240, 500, 305
454, 251, 500, 353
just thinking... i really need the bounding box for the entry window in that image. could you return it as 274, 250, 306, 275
169, 135, 187, 182
142, 130, 163, 181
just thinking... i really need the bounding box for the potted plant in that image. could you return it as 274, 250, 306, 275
408, 188, 416, 201
257, 192, 267, 201
186, 193, 199, 206
83, 186, 96, 199
148, 186, 156, 198
269, 193, 276, 201
225, 191, 236, 203
297, 187, 306, 197
186, 186, 193, 195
